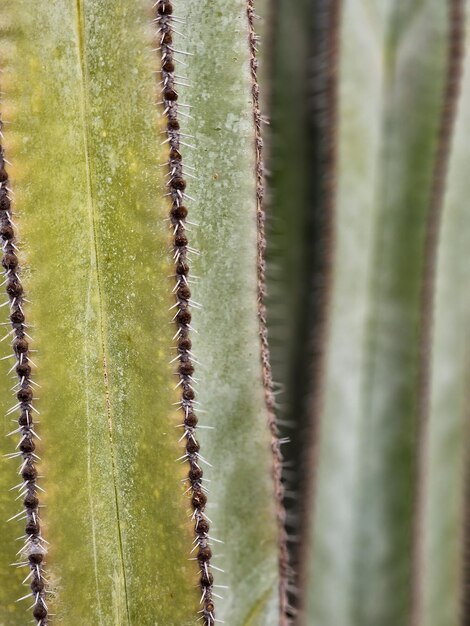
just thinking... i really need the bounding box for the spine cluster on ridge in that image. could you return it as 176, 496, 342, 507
155, 2, 216, 624
0, 118, 48, 623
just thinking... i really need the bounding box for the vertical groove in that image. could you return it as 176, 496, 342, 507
295, 1, 341, 623
246, 1, 290, 623
154, 2, 216, 624
411, 2, 466, 624
74, 1, 131, 622
0, 78, 49, 623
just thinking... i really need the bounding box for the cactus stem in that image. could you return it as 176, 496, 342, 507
411, 1, 466, 624
0, 111, 48, 623
246, 1, 291, 623
154, 2, 216, 624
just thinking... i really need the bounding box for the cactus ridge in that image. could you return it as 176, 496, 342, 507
246, 2, 291, 623
155, 2, 216, 624
412, 1, 466, 622
0, 121, 48, 621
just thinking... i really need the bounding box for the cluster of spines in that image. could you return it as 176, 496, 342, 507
0, 118, 48, 623
154, 2, 216, 624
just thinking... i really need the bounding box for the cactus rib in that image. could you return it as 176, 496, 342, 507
411, 1, 466, 623
0, 120, 48, 621
155, 2, 216, 624
246, 1, 290, 622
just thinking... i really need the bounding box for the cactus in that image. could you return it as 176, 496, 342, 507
0, 1, 283, 624
2, 1, 470, 626
266, 1, 470, 625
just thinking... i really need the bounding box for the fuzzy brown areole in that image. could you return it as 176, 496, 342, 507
0, 120, 48, 622
155, 2, 216, 624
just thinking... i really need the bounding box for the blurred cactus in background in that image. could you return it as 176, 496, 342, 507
266, 1, 470, 625
0, 1, 469, 626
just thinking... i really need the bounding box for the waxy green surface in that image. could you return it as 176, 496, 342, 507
0, 1, 279, 624
173, 1, 280, 625
420, 3, 470, 623
306, 2, 450, 625
0, 1, 200, 623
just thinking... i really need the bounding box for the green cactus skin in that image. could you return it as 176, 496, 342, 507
0, 1, 281, 624
171, 2, 281, 624
416, 3, 469, 624
306, 2, 461, 625
263, 0, 469, 624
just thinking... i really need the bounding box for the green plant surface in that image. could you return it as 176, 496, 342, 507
304, 2, 451, 625
172, 1, 280, 625
0, 1, 279, 625
264, 0, 313, 440
263, 3, 341, 601
418, 4, 470, 624
0, 1, 199, 623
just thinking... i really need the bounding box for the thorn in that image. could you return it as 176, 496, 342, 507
7, 510, 26, 522
15, 592, 32, 603
168, 46, 194, 56
180, 142, 196, 150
